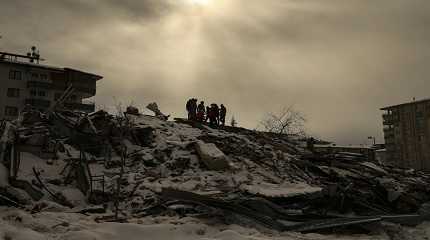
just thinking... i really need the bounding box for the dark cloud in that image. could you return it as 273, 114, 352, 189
1, 0, 430, 144
104, 0, 177, 20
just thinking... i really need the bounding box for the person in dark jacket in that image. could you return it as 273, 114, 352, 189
186, 98, 198, 121
219, 104, 226, 126
190, 99, 197, 121
208, 104, 217, 126
186, 99, 193, 120
197, 101, 205, 122
213, 104, 220, 126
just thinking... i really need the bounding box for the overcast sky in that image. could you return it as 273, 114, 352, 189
1, 0, 430, 144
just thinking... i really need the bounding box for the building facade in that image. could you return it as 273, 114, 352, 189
0, 51, 102, 120
381, 99, 430, 170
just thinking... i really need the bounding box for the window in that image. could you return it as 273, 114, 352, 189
7, 88, 20, 98
9, 70, 22, 80
31, 73, 39, 80
417, 119, 425, 132
40, 74, 48, 81
38, 91, 46, 97
30, 90, 37, 96
4, 106, 18, 116
417, 111, 424, 118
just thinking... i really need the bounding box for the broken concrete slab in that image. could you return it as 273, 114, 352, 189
195, 141, 230, 171
360, 161, 388, 176
286, 216, 382, 233
0, 186, 32, 205
161, 188, 288, 231
147, 102, 169, 120
59, 188, 87, 207
9, 179, 43, 201
240, 182, 323, 199
31, 200, 69, 213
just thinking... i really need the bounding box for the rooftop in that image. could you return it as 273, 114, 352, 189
0, 51, 102, 81
381, 98, 430, 110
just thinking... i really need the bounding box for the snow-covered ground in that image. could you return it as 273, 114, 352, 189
2, 207, 430, 240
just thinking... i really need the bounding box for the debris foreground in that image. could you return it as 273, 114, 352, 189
1, 108, 430, 239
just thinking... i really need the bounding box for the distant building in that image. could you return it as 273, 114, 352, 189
314, 144, 375, 161
381, 99, 430, 170
0, 50, 102, 120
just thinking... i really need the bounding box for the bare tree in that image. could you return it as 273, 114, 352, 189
112, 100, 129, 220
259, 106, 306, 136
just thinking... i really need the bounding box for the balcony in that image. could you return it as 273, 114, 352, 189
25, 99, 51, 108
383, 127, 394, 132
64, 102, 95, 113
51, 85, 96, 96
27, 81, 53, 89
382, 113, 399, 125
27, 81, 96, 96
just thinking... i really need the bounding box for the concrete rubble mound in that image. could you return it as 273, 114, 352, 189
1, 108, 430, 236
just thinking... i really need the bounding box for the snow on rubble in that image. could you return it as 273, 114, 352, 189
1, 207, 430, 240
1, 108, 430, 239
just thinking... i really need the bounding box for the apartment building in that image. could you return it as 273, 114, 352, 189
381, 99, 430, 170
0, 50, 102, 119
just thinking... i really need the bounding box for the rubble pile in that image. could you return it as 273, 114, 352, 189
1, 108, 430, 234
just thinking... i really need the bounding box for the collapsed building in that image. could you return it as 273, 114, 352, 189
1, 104, 430, 236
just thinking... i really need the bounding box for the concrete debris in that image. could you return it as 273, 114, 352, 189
59, 188, 87, 207
147, 102, 170, 120
0, 185, 31, 206
240, 182, 322, 198
9, 179, 44, 201
126, 106, 140, 116
195, 141, 230, 171
1, 108, 430, 236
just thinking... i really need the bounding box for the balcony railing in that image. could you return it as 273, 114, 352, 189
27, 81, 53, 89
382, 113, 399, 125
25, 99, 51, 108
64, 102, 95, 113
51, 86, 96, 96
27, 81, 96, 96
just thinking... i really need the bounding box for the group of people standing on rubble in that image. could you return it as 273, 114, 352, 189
186, 98, 227, 126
